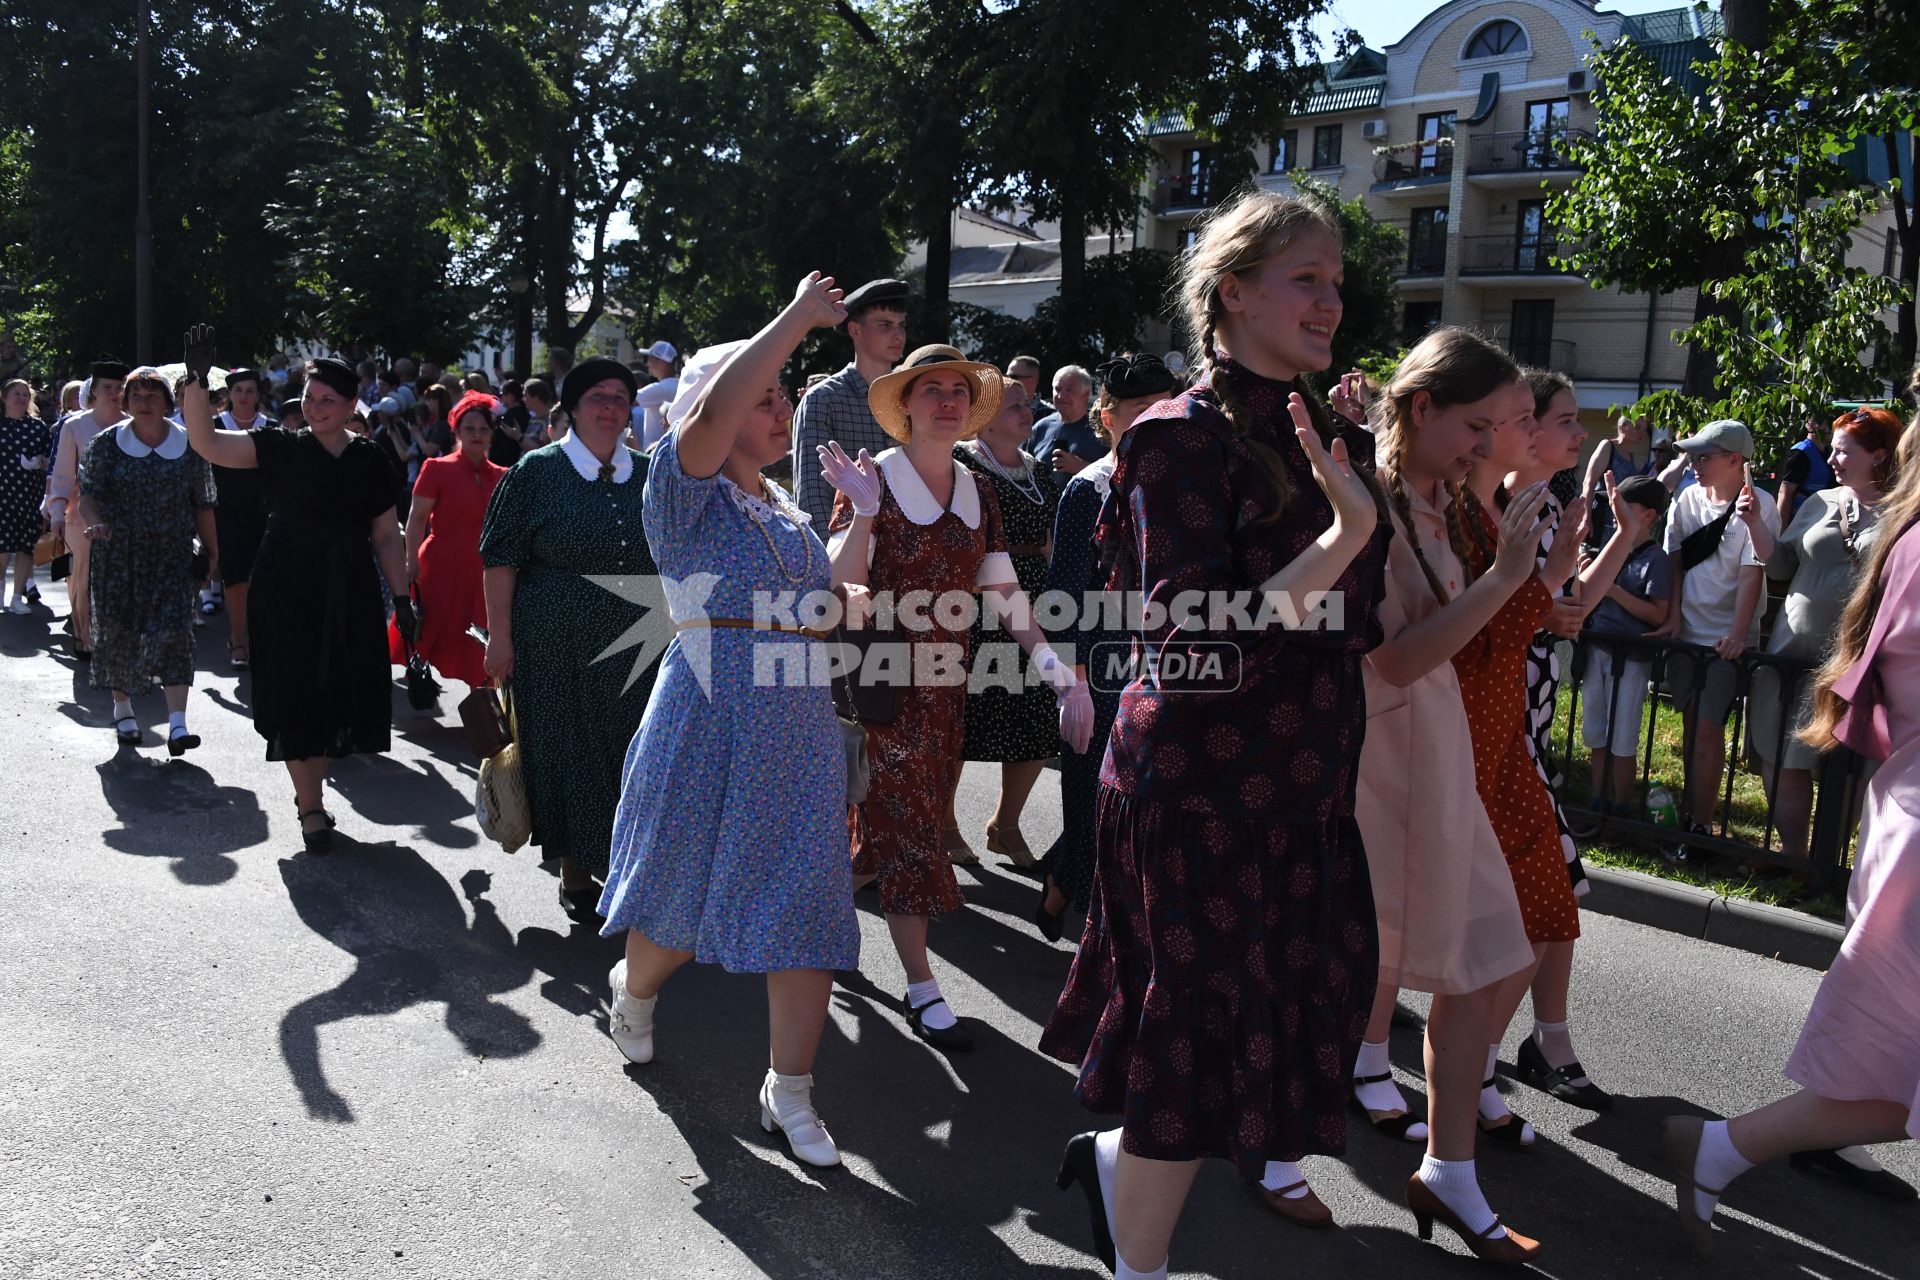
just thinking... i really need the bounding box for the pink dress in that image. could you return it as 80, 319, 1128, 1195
1356, 487, 1534, 995
1784, 518, 1920, 1133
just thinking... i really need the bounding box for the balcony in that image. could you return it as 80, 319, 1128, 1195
1153, 171, 1214, 216
1459, 234, 1586, 284
1402, 237, 1448, 279
1465, 129, 1592, 188
1507, 337, 1577, 371
1371, 145, 1453, 198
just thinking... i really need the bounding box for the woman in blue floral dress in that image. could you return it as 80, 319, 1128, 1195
597, 274, 860, 1169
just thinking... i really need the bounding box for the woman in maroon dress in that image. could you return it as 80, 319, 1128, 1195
1041, 190, 1388, 1277
389, 390, 505, 688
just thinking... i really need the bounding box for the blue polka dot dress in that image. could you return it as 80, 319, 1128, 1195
597, 429, 859, 973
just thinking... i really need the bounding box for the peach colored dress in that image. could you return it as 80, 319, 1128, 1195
1784, 519, 1920, 1131
1357, 486, 1534, 995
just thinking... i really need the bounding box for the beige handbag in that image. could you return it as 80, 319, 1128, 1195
475, 682, 532, 852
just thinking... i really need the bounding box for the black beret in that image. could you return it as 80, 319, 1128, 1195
560, 357, 637, 412
91, 358, 130, 381
1097, 352, 1177, 400
843, 278, 910, 319
225, 366, 264, 389
279, 398, 303, 418
307, 357, 359, 400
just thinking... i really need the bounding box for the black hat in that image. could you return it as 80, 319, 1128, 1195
91, 358, 130, 382
307, 357, 359, 400
560, 357, 637, 413
225, 366, 264, 389
1097, 352, 1177, 400
1616, 474, 1670, 517
843, 278, 910, 320
279, 398, 303, 418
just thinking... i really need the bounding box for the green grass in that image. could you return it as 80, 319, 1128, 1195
1546, 681, 1852, 921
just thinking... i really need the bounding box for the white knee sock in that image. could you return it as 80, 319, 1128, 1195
1353, 1039, 1428, 1138
112, 697, 133, 722
1692, 1120, 1755, 1219
168, 711, 187, 736
1479, 1045, 1533, 1141
1418, 1154, 1505, 1239
1533, 1019, 1590, 1084
1092, 1128, 1121, 1242
905, 978, 957, 1031
1259, 1160, 1309, 1198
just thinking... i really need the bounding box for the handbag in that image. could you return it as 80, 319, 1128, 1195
1678, 500, 1737, 571
399, 592, 439, 710
33, 531, 63, 567
457, 684, 512, 760
828, 617, 906, 726
475, 682, 532, 852
840, 714, 871, 805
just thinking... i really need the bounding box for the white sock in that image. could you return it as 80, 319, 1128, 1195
1533, 1019, 1589, 1084
168, 711, 188, 736
1418, 1154, 1505, 1239
1092, 1128, 1121, 1243
1834, 1145, 1888, 1172
1478, 1045, 1534, 1143
905, 978, 957, 1031
112, 697, 133, 722
1693, 1120, 1754, 1219
1353, 1039, 1427, 1137
1259, 1159, 1309, 1198
1115, 1258, 1167, 1280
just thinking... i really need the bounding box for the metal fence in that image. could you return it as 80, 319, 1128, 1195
1546, 632, 1863, 892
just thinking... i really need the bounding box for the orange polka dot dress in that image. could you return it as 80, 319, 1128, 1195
1452, 500, 1581, 944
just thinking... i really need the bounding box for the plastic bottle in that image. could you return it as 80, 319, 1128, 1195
1646, 783, 1678, 829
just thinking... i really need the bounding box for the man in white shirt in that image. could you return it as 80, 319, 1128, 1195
630, 340, 679, 450
1655, 419, 1780, 856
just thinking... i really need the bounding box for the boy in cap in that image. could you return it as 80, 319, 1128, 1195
790, 278, 908, 528
630, 340, 680, 450
1655, 419, 1780, 859
1580, 475, 1672, 812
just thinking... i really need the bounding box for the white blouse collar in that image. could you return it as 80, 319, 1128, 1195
561, 431, 633, 483
720, 472, 812, 526
1077, 453, 1118, 502
114, 422, 189, 460
876, 446, 980, 529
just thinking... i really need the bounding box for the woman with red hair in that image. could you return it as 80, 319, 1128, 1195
389, 390, 506, 688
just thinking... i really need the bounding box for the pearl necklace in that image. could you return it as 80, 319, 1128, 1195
965, 440, 1045, 506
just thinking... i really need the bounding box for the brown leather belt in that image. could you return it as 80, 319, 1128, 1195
676, 617, 833, 640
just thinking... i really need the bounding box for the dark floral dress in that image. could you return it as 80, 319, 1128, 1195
78, 426, 216, 693
1, 414, 52, 554
1039, 364, 1389, 1177
831, 450, 1008, 916
956, 442, 1062, 762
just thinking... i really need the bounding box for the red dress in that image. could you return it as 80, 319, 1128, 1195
830, 449, 1009, 917
389, 452, 506, 686
1452, 500, 1580, 943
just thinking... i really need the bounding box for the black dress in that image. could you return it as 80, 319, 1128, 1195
211, 414, 274, 587
246, 428, 401, 761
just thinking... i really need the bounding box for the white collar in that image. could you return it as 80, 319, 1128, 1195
218, 410, 265, 432
1076, 452, 1118, 502
876, 446, 980, 528
561, 431, 633, 483
719, 472, 812, 526
115, 422, 189, 460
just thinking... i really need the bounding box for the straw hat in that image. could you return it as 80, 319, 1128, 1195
867, 344, 1003, 443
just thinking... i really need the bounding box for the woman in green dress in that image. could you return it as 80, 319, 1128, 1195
480, 358, 663, 922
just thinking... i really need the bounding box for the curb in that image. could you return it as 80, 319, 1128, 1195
1581, 865, 1846, 970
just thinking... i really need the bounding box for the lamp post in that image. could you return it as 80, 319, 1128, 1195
508, 273, 533, 379
134, 0, 153, 361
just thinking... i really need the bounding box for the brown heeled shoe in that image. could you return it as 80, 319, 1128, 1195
941, 825, 979, 866
1406, 1174, 1541, 1265
984, 822, 1038, 870
1252, 1179, 1334, 1228
1662, 1115, 1721, 1256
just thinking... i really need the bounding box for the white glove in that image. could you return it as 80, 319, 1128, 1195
1058, 680, 1094, 754
817, 441, 882, 517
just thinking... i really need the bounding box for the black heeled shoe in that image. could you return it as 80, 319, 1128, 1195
1790, 1148, 1920, 1201
558, 882, 603, 925
1477, 1082, 1537, 1149
1348, 1074, 1429, 1143
904, 993, 973, 1052
1055, 1132, 1117, 1273
1516, 1036, 1613, 1110
297, 806, 336, 853
1033, 881, 1066, 943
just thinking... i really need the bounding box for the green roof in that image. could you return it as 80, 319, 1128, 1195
1621, 6, 1725, 45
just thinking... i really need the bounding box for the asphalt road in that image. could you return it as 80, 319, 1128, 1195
3, 576, 1916, 1280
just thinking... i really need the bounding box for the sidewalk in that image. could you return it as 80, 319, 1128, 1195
1582, 864, 1846, 970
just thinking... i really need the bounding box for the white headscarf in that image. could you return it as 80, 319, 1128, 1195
664, 340, 748, 430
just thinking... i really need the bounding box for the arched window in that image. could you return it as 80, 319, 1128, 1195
1464, 19, 1527, 58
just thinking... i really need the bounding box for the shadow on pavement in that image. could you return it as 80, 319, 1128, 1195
326, 749, 479, 849
277, 846, 541, 1123
94, 753, 267, 884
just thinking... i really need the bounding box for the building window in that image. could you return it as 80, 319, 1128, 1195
1312, 124, 1342, 169
1409, 207, 1447, 275
1173, 148, 1212, 207
1516, 200, 1553, 271
1511, 300, 1556, 367
1404, 300, 1444, 343
1525, 98, 1571, 166
1180, 226, 1201, 250
1270, 130, 1297, 173
1417, 111, 1456, 176
1464, 19, 1527, 59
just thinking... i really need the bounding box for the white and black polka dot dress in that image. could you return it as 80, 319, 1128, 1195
0, 415, 52, 554
957, 447, 1063, 763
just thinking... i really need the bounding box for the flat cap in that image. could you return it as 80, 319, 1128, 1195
843, 278, 910, 317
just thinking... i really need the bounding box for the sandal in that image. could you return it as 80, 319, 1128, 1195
228, 645, 249, 670
297, 805, 336, 853
985, 822, 1038, 870
941, 825, 979, 867
114, 716, 140, 746
1348, 1075, 1429, 1143
904, 993, 973, 1052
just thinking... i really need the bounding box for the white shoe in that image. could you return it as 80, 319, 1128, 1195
759, 1070, 841, 1168
606, 959, 656, 1065
7, 598, 27, 615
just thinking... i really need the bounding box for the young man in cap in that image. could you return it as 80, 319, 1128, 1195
630, 339, 680, 450
1006, 354, 1055, 422
1654, 419, 1780, 860
790, 278, 908, 528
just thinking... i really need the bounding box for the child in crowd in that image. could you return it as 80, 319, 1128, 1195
1581, 475, 1673, 811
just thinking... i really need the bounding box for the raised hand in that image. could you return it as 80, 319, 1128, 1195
1330, 370, 1371, 425
1605, 471, 1649, 543
1734, 462, 1762, 526
1540, 491, 1588, 587
183, 325, 216, 382
1492, 481, 1552, 583
1290, 393, 1376, 540
792, 271, 848, 330
817, 440, 881, 516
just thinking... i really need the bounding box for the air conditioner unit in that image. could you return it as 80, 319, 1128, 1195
1567, 68, 1591, 95
1361, 120, 1387, 141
